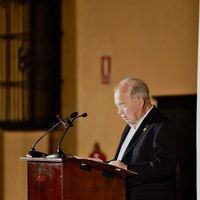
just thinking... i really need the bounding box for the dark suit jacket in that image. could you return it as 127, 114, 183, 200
114, 106, 179, 200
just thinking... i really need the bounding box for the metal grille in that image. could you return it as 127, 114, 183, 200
0, 1, 31, 123
0, 0, 61, 129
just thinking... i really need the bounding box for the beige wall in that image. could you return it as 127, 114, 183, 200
3, 131, 49, 200
72, 0, 198, 159
1, 0, 199, 200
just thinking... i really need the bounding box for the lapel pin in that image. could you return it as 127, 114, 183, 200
143, 125, 149, 132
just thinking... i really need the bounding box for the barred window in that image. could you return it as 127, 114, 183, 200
0, 0, 61, 129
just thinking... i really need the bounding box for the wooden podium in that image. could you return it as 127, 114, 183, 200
21, 156, 137, 200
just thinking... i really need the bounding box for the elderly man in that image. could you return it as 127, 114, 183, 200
109, 77, 178, 200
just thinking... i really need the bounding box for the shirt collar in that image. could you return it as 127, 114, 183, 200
130, 105, 154, 130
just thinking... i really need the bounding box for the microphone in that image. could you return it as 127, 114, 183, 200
67, 112, 88, 125
46, 113, 88, 158
26, 112, 78, 158
56, 112, 78, 128
64, 111, 78, 127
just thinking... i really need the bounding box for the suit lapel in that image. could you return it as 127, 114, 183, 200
115, 106, 158, 160
122, 123, 150, 159
121, 106, 158, 160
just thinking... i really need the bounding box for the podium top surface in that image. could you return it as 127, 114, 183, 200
20, 156, 138, 178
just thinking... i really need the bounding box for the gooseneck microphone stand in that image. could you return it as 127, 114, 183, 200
26, 121, 61, 158
47, 113, 88, 158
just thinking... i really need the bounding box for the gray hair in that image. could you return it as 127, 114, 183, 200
115, 77, 150, 100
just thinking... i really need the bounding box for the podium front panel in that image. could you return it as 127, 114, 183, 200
63, 160, 126, 199
26, 158, 127, 200
28, 162, 63, 200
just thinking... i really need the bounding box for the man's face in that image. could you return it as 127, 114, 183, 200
114, 86, 142, 125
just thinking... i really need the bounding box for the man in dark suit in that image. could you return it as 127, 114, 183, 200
109, 77, 178, 200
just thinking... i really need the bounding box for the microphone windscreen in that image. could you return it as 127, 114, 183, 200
82, 113, 88, 117
70, 112, 78, 118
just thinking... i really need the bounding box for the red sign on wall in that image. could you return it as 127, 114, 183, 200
101, 56, 111, 84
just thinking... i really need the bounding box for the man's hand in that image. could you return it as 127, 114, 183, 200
88, 157, 103, 162
108, 160, 127, 170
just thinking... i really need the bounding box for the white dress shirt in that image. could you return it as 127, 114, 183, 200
117, 125, 137, 161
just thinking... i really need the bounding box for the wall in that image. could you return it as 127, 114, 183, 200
74, 0, 198, 159
3, 131, 49, 200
